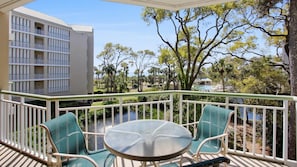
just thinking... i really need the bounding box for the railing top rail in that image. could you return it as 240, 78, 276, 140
0, 89, 295, 102
177, 90, 295, 101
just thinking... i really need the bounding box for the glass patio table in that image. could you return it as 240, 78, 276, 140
104, 119, 192, 166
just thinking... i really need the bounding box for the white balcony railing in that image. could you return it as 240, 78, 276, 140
0, 90, 296, 166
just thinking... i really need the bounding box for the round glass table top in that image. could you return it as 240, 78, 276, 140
104, 120, 192, 161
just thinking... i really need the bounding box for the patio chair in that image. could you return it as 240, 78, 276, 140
40, 112, 115, 167
189, 105, 234, 161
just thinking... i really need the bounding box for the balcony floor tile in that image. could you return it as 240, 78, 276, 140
0, 143, 288, 167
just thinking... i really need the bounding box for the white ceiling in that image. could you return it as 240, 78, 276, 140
0, 0, 33, 13
106, 0, 236, 11
0, 0, 236, 13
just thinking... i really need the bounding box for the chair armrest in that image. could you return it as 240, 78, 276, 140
181, 121, 199, 138
82, 132, 106, 152
53, 152, 99, 167
181, 121, 199, 127
195, 133, 227, 154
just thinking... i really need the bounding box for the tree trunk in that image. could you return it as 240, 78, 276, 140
288, 0, 297, 160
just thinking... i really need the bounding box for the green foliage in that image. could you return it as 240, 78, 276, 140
235, 56, 289, 94
210, 58, 234, 92
131, 50, 156, 92
97, 43, 132, 93
208, 55, 290, 95
142, 1, 255, 90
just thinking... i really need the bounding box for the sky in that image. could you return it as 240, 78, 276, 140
25, 0, 164, 68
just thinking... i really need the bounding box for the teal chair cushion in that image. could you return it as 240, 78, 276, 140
189, 138, 221, 154
62, 149, 115, 167
160, 163, 179, 167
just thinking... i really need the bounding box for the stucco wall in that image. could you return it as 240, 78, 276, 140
0, 12, 9, 90
69, 28, 94, 95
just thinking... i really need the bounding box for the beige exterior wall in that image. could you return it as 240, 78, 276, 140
69, 27, 94, 95
8, 7, 94, 95
0, 12, 9, 90
86, 30, 94, 94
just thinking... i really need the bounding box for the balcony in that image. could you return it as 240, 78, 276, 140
0, 90, 296, 166
34, 43, 44, 50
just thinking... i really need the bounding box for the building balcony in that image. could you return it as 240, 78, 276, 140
34, 59, 44, 64
0, 90, 296, 166
34, 43, 44, 50
10, 40, 30, 48
11, 24, 30, 32
34, 28, 45, 35
34, 74, 44, 79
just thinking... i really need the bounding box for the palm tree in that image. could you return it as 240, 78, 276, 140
211, 59, 233, 92
102, 64, 116, 92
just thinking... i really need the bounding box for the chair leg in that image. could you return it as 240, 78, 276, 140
179, 155, 183, 166
192, 153, 201, 162
222, 142, 228, 167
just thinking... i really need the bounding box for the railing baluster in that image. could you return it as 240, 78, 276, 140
273, 108, 277, 159
85, 108, 88, 149
103, 108, 106, 132
234, 106, 238, 152
42, 109, 46, 159
179, 93, 183, 124
252, 107, 256, 155
94, 108, 98, 150
34, 108, 37, 154
135, 105, 138, 120
283, 100, 288, 162
119, 97, 123, 123
243, 107, 247, 153
37, 108, 41, 156
112, 107, 114, 126
186, 101, 189, 129
29, 107, 32, 151
55, 100, 59, 118
46, 99, 52, 163
157, 102, 160, 120
169, 93, 173, 122
143, 103, 146, 119
262, 108, 266, 157
18, 103, 21, 149
150, 103, 153, 119
128, 105, 131, 121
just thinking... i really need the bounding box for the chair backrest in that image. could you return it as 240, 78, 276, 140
196, 105, 233, 143
41, 112, 87, 155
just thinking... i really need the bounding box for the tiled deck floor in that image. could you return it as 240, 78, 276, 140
0, 143, 288, 167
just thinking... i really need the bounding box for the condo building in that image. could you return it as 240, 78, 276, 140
9, 7, 93, 95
